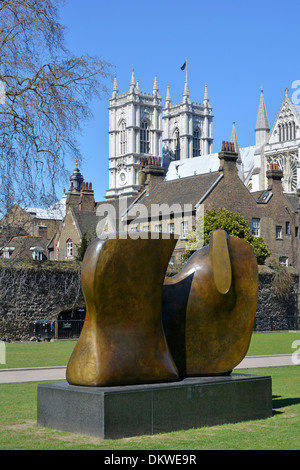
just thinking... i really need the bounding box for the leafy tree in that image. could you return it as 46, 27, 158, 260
0, 0, 112, 214
76, 232, 91, 262
183, 207, 271, 265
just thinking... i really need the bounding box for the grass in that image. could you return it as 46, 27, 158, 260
1, 331, 300, 370
0, 366, 299, 450
1, 332, 300, 449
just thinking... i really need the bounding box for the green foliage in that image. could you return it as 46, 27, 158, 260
183, 207, 271, 265
76, 232, 91, 262
268, 260, 293, 301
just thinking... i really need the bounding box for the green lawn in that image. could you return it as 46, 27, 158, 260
0, 366, 299, 450
1, 331, 300, 370
1, 332, 300, 450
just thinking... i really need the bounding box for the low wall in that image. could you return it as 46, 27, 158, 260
255, 266, 299, 331
0, 261, 83, 342
0, 263, 298, 342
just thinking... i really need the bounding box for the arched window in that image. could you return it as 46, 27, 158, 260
292, 121, 296, 140
66, 239, 73, 258
278, 124, 282, 142
140, 121, 150, 154
120, 121, 127, 154
193, 128, 201, 157
174, 128, 180, 160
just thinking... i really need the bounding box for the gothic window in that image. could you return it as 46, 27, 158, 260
279, 121, 296, 142
66, 239, 73, 258
120, 121, 127, 154
193, 128, 201, 157
292, 121, 296, 140
174, 128, 180, 160
278, 124, 282, 142
140, 121, 150, 154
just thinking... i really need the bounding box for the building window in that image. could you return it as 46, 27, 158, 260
155, 224, 162, 233
174, 128, 180, 160
279, 256, 288, 266
32, 250, 43, 261
252, 218, 260, 237
181, 221, 188, 239
120, 120, 127, 154
276, 226, 282, 240
66, 239, 73, 258
278, 122, 296, 142
169, 256, 175, 265
193, 128, 201, 157
168, 223, 175, 234
295, 227, 299, 237
285, 222, 290, 235
140, 121, 150, 154
142, 225, 149, 232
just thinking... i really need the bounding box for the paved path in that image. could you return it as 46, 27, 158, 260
0, 354, 298, 384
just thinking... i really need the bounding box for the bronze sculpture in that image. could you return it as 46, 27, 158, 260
162, 230, 258, 377
66, 232, 179, 387
67, 229, 258, 387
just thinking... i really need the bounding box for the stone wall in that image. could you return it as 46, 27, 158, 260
0, 263, 298, 342
255, 266, 299, 331
0, 262, 83, 342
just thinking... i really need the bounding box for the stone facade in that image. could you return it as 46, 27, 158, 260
106, 69, 213, 199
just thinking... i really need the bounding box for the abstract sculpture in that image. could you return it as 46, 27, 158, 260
66, 232, 179, 387
66, 229, 258, 387
162, 230, 258, 377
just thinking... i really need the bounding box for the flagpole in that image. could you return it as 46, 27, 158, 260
186, 58, 188, 83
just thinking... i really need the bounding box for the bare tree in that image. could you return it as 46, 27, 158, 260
0, 0, 113, 215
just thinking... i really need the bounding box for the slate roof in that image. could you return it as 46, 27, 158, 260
24, 194, 67, 221
127, 171, 222, 219
72, 196, 138, 237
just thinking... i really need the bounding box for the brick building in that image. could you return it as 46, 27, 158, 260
125, 142, 299, 267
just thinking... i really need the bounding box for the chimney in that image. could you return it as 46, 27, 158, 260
138, 157, 164, 193
34, 225, 47, 239
78, 182, 95, 211
266, 163, 283, 191
218, 141, 239, 173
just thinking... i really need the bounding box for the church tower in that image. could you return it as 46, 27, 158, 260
106, 68, 163, 199
162, 78, 213, 166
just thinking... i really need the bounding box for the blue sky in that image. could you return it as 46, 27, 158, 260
59, 0, 300, 202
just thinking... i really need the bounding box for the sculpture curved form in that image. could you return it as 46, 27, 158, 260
162, 230, 258, 377
66, 232, 179, 387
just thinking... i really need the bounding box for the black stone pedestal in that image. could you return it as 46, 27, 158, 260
37, 374, 272, 439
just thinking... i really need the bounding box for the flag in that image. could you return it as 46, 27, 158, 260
180, 60, 187, 71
